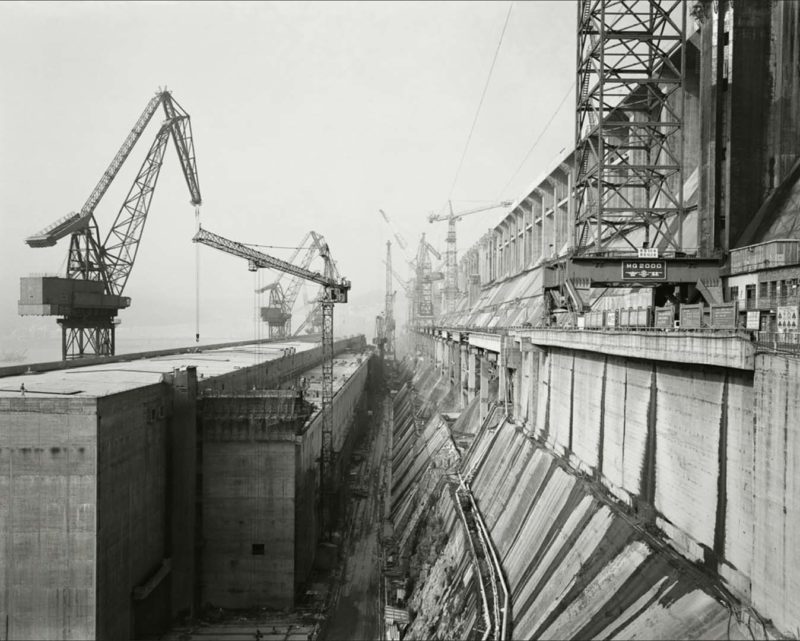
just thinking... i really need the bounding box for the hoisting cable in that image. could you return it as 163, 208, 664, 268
497, 81, 574, 198
195, 205, 201, 342
447, 2, 514, 200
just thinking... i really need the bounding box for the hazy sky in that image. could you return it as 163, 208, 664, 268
0, 1, 575, 356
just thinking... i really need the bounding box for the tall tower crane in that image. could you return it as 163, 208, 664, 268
256, 231, 325, 337
428, 200, 511, 313
383, 241, 396, 359
192, 226, 350, 535
18, 89, 201, 359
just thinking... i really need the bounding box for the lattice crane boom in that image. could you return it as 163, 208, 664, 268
20, 88, 202, 360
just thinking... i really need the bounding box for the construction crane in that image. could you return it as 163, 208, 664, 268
378, 209, 410, 256
256, 231, 325, 337
383, 241, 396, 359
294, 298, 324, 337
19, 88, 201, 359
414, 233, 443, 326
192, 226, 350, 536
428, 200, 511, 313
382, 259, 412, 296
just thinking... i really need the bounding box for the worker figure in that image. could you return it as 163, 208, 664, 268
20, 383, 26, 396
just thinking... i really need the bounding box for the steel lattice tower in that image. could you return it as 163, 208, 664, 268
575, 0, 687, 256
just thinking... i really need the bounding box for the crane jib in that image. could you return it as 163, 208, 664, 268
192, 227, 350, 300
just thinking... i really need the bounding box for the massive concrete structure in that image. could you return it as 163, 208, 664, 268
392, 3, 800, 639
0, 336, 371, 640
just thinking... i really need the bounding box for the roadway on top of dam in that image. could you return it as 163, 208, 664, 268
0, 339, 319, 398
432, 327, 758, 371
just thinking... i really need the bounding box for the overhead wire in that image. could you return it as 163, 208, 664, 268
497, 81, 575, 198
447, 2, 514, 201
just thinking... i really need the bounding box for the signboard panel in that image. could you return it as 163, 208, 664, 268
621, 260, 666, 281
746, 311, 760, 331
418, 301, 433, 317
777, 305, 799, 333
710, 303, 738, 329
638, 248, 659, 258
654, 306, 674, 328
680, 304, 703, 329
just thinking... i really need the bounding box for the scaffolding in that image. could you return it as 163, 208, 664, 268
575, 0, 687, 256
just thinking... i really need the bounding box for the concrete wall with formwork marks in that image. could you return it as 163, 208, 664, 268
199, 394, 305, 610
409, 328, 800, 638
198, 345, 372, 610
751, 354, 800, 632
295, 351, 371, 584
95, 383, 173, 640
0, 397, 98, 641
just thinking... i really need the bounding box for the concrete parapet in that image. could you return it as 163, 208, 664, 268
512, 329, 756, 371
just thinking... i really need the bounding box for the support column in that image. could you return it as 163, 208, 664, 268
467, 346, 479, 403
479, 352, 491, 425
453, 341, 462, 409
498, 340, 507, 410
461, 344, 469, 407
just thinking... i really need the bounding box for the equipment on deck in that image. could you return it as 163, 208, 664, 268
193, 226, 350, 536
19, 89, 202, 359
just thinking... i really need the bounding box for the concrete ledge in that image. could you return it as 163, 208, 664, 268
510, 329, 756, 370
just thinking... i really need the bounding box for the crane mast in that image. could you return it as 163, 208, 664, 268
414, 233, 442, 327
428, 200, 511, 313
384, 241, 395, 359
193, 226, 350, 537
20, 89, 202, 359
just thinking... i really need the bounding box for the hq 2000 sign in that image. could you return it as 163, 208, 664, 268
621, 259, 666, 281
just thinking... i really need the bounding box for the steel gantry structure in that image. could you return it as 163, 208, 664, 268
20, 88, 202, 359
192, 226, 350, 535
428, 200, 512, 313
575, 0, 687, 256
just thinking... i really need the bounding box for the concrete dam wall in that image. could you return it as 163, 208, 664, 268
391, 340, 799, 639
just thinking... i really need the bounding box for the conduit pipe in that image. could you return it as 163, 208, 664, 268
459, 472, 510, 641
452, 482, 493, 640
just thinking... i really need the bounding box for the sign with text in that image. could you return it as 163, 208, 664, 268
777, 305, 799, 333
638, 248, 659, 258
710, 303, 738, 328
746, 311, 760, 330
621, 259, 666, 281
679, 304, 703, 328
654, 306, 674, 328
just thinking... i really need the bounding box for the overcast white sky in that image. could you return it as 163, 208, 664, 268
0, 1, 575, 358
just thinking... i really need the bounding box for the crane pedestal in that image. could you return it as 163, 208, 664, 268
58, 316, 116, 360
